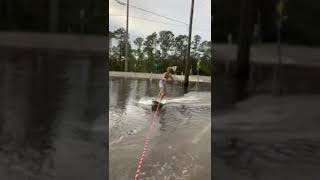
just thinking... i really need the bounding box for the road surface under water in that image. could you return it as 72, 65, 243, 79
109, 78, 211, 180
213, 95, 320, 180
0, 59, 107, 180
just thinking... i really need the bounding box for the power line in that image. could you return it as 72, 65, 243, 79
112, 0, 211, 31
110, 14, 210, 32
130, 4, 188, 25
110, 14, 186, 27
115, 0, 188, 25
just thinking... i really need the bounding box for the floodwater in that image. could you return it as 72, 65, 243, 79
0, 58, 107, 180
213, 95, 320, 180
109, 78, 211, 180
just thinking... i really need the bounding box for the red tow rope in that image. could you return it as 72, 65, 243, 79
134, 96, 162, 180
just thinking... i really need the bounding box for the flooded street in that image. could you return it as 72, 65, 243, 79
213, 95, 320, 180
109, 78, 211, 180
0, 57, 107, 180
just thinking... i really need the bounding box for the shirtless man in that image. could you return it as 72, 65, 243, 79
157, 67, 175, 102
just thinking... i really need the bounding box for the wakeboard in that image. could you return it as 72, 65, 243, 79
151, 100, 164, 111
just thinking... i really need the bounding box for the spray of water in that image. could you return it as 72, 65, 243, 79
137, 92, 211, 106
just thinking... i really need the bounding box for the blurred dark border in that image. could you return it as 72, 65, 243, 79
212, 0, 320, 179
0, 0, 109, 179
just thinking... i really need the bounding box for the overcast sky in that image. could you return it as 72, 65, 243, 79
109, 0, 211, 43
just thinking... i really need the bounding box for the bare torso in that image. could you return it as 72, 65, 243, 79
161, 72, 171, 81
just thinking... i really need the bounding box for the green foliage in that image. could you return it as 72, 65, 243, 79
192, 34, 202, 57
213, 0, 320, 46
109, 28, 211, 76
158, 31, 175, 59
134, 37, 144, 61
143, 32, 158, 59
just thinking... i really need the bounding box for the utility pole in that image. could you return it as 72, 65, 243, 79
109, 32, 113, 68
49, 0, 59, 33
184, 0, 195, 90
235, 0, 254, 100
154, 39, 157, 72
273, 0, 286, 95
272, 15, 282, 95
125, 0, 129, 72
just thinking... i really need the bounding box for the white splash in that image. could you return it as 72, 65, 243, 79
136, 92, 210, 106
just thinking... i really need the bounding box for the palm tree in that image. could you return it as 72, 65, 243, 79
113, 28, 126, 62
134, 37, 144, 61
109, 31, 115, 68
143, 32, 157, 59
174, 35, 189, 72
159, 31, 175, 60
191, 34, 202, 57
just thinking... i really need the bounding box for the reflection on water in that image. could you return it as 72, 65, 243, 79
213, 95, 320, 180
214, 136, 320, 180
109, 78, 210, 139
109, 78, 211, 180
0, 52, 107, 180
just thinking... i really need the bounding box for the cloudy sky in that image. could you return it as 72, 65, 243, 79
109, 0, 211, 43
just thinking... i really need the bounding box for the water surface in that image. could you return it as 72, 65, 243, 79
109, 78, 211, 180
0, 57, 107, 180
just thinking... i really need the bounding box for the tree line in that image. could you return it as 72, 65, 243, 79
108, 28, 212, 76
213, 0, 320, 46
